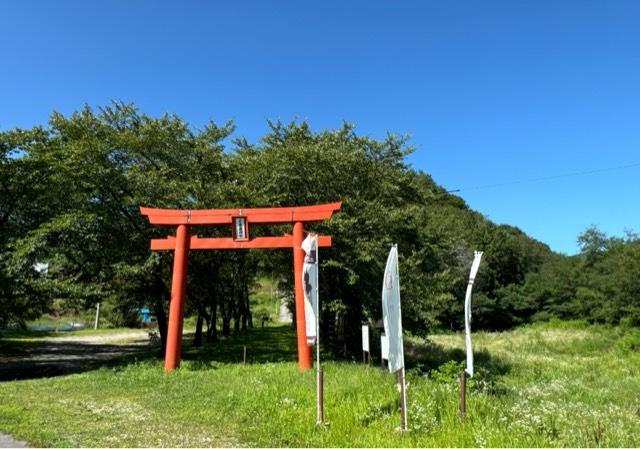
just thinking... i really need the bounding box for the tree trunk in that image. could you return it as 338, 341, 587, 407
222, 315, 231, 336
221, 295, 231, 337
232, 270, 242, 335
240, 293, 248, 331
234, 290, 242, 335
233, 307, 241, 334
207, 297, 218, 342
153, 292, 169, 357
194, 313, 204, 347
242, 276, 252, 329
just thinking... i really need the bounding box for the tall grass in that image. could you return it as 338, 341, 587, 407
0, 322, 638, 447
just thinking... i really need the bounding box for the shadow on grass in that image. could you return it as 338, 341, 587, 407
358, 401, 398, 427
180, 325, 297, 368
0, 325, 298, 381
0, 329, 60, 340
404, 338, 512, 394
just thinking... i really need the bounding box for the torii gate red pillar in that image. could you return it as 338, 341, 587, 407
165, 224, 190, 371
292, 221, 310, 369
140, 202, 341, 372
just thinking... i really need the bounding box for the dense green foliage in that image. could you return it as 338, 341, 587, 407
510, 227, 640, 326
1, 103, 637, 349
0, 322, 638, 447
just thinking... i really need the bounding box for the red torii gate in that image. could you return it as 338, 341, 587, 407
140, 202, 341, 371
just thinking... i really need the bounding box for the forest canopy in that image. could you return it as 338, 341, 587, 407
1, 103, 637, 351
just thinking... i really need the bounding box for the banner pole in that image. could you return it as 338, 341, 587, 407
399, 367, 408, 431
315, 237, 323, 425
459, 370, 467, 422
316, 237, 320, 370
397, 245, 407, 431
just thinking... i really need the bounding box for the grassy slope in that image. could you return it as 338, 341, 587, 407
0, 322, 638, 447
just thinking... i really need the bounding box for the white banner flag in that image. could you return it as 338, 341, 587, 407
465, 251, 483, 377
362, 325, 370, 352
381, 244, 405, 373
302, 234, 318, 346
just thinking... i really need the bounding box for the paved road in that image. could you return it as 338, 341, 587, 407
0, 432, 27, 448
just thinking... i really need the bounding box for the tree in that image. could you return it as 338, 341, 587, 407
3, 104, 583, 357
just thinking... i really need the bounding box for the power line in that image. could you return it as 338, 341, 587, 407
447, 161, 640, 193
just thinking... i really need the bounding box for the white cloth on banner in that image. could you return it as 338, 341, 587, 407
381, 244, 405, 373
302, 234, 318, 346
464, 250, 483, 377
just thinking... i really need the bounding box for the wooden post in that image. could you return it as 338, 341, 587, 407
398, 368, 407, 431
164, 224, 190, 371
459, 370, 467, 422
243, 345, 247, 365
292, 221, 312, 370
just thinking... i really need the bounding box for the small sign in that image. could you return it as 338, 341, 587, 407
233, 216, 248, 241
381, 334, 389, 360
362, 325, 370, 352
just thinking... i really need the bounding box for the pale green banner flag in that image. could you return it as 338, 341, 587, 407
382, 244, 404, 373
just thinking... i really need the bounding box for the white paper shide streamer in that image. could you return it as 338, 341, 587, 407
302, 234, 318, 346
464, 251, 483, 377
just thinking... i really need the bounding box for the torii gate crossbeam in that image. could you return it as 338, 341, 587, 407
140, 202, 341, 371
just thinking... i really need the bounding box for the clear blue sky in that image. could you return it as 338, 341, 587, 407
1, 1, 639, 254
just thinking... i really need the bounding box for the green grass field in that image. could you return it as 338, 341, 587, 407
0, 321, 638, 447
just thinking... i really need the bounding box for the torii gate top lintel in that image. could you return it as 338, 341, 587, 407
140, 201, 342, 226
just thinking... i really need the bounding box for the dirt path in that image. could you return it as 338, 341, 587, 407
37, 329, 150, 344
0, 330, 154, 381
277, 295, 293, 323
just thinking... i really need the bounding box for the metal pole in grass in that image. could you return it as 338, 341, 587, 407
315, 236, 324, 425
243, 345, 247, 366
